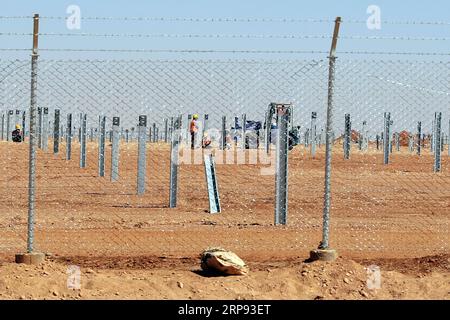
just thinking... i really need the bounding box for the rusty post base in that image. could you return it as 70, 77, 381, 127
15, 252, 45, 265
309, 249, 338, 262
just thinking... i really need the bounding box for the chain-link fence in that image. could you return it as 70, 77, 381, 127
1, 56, 448, 262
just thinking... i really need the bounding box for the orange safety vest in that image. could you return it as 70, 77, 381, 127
190, 120, 198, 133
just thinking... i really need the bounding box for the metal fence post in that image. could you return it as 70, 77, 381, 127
41, 107, 48, 151
7, 110, 13, 141
1, 113, 4, 140
137, 115, 147, 194
111, 117, 120, 181
164, 118, 168, 143
417, 121, 422, 156
80, 113, 87, 168
25, 13, 40, 255
241, 113, 247, 149
169, 117, 174, 142
310, 112, 317, 158
23, 111, 28, 140
274, 104, 290, 226
98, 115, 106, 177
66, 113, 72, 160
344, 113, 351, 159
312, 17, 341, 260
169, 115, 181, 208
37, 107, 42, 148
434, 112, 442, 172
221, 115, 227, 150
383, 112, 391, 164
53, 109, 60, 154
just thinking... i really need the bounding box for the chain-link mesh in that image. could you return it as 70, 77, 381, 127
0, 58, 448, 262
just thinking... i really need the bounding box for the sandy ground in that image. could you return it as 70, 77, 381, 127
0, 139, 448, 299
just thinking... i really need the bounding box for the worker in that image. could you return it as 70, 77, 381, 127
190, 114, 199, 149
12, 124, 23, 143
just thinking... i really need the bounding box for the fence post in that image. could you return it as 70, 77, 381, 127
1, 113, 4, 140
42, 107, 48, 151
164, 118, 168, 143
66, 113, 72, 160
383, 112, 391, 164
417, 121, 422, 156
53, 109, 60, 154
137, 115, 147, 194
98, 115, 106, 177
241, 113, 247, 149
310, 112, 317, 158
111, 117, 120, 181
18, 14, 42, 261
169, 115, 181, 208
310, 16, 341, 261
37, 107, 42, 148
274, 104, 290, 226
169, 117, 174, 142
22, 111, 26, 141
344, 113, 351, 159
80, 113, 87, 168
221, 115, 227, 150
434, 112, 442, 172
6, 110, 13, 141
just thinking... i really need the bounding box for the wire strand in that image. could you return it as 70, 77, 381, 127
2, 32, 450, 41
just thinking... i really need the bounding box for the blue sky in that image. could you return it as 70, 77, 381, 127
1, 0, 450, 60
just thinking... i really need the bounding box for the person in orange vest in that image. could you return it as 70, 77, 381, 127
12, 124, 23, 143
190, 114, 199, 149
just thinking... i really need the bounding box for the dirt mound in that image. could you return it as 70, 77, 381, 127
0, 255, 448, 300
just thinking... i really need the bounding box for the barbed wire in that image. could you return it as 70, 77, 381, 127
1, 48, 449, 56
2, 32, 450, 41
1, 15, 450, 26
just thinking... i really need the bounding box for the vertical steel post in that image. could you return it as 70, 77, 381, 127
344, 113, 351, 160
152, 122, 156, 143
169, 117, 174, 142
221, 115, 227, 150
310, 112, 317, 158
37, 107, 42, 148
23, 111, 28, 140
111, 117, 120, 181
98, 116, 106, 177
53, 109, 60, 154
78, 113, 82, 144
434, 112, 442, 172
41, 107, 48, 151
396, 132, 400, 152
6, 110, 13, 141
383, 112, 391, 164
241, 113, 247, 149
66, 113, 72, 160
1, 113, 4, 140
137, 115, 147, 194
274, 104, 290, 226
319, 16, 341, 251
417, 121, 422, 156
26, 13, 39, 253
80, 113, 87, 168
164, 118, 168, 143
169, 116, 181, 208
